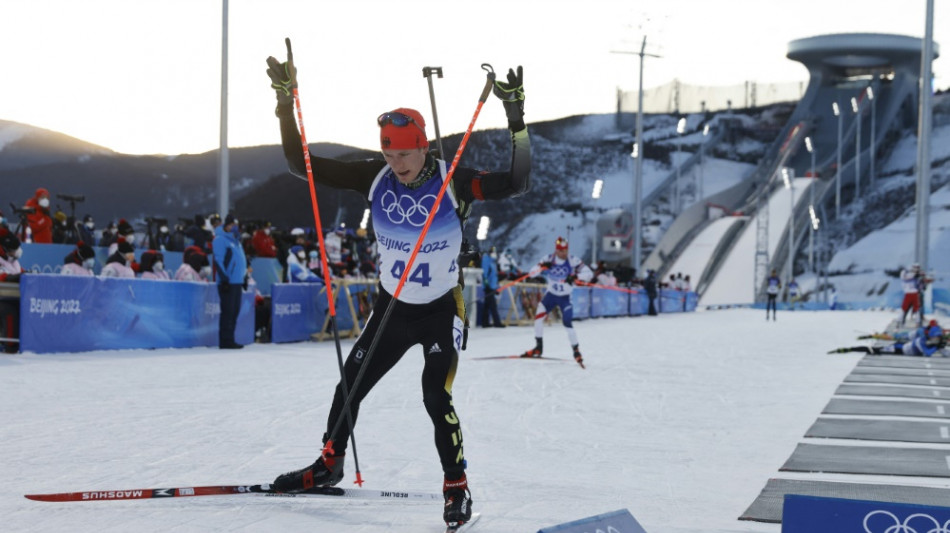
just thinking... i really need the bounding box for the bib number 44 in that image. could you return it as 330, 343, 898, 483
390, 260, 432, 287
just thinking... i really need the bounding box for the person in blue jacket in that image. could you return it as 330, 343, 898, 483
829, 320, 945, 356
480, 246, 504, 328
212, 213, 247, 350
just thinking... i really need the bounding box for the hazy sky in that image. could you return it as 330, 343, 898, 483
1, 0, 946, 155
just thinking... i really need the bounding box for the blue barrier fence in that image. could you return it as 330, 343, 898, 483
12, 245, 702, 354
269, 281, 377, 344
19, 274, 254, 353
478, 284, 696, 326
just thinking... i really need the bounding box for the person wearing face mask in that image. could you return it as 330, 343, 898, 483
109, 219, 135, 253
77, 215, 97, 246
0, 227, 24, 282
139, 250, 170, 281
212, 213, 247, 349
285, 245, 321, 283
100, 241, 136, 278
306, 247, 327, 279
23, 188, 53, 243
251, 221, 277, 258
61, 242, 96, 276
0, 227, 24, 353
175, 246, 209, 282
99, 221, 118, 248
154, 221, 177, 251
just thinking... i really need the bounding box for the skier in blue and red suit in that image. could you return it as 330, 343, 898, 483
522, 236, 593, 366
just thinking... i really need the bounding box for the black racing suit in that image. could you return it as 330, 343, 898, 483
275, 102, 531, 477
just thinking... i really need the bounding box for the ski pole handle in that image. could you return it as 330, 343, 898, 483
285, 37, 293, 62
479, 63, 496, 102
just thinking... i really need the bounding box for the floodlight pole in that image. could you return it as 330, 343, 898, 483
806, 139, 816, 272
833, 101, 842, 219
784, 169, 795, 285
852, 96, 862, 200
915, 0, 935, 271
217, 0, 229, 216
612, 37, 659, 274
867, 86, 876, 187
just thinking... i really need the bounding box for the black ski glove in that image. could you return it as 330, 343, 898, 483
492, 66, 525, 131
265, 55, 297, 106
565, 274, 578, 285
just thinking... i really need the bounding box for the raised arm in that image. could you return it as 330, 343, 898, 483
265, 50, 382, 194
455, 66, 531, 202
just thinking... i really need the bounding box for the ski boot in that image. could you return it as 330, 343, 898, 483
572, 344, 585, 368
443, 473, 473, 530
521, 338, 543, 358
272, 454, 345, 493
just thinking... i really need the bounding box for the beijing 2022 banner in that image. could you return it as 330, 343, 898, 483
19, 274, 253, 353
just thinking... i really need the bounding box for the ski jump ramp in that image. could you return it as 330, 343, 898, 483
650, 33, 932, 307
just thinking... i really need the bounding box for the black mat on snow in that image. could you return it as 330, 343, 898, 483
845, 372, 950, 387
823, 397, 950, 418
836, 383, 950, 400
781, 443, 950, 477
851, 365, 950, 377
739, 477, 950, 523
805, 417, 950, 443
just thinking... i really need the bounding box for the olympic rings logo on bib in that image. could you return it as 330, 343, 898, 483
380, 190, 438, 227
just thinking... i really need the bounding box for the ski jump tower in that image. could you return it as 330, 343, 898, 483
647, 33, 937, 306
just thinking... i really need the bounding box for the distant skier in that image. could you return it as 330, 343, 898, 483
899, 263, 921, 326
766, 269, 781, 321
522, 236, 593, 366
829, 320, 945, 356
265, 47, 531, 531
787, 278, 801, 310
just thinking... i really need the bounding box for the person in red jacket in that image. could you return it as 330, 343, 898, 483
0, 227, 25, 352
251, 221, 277, 258
23, 188, 53, 243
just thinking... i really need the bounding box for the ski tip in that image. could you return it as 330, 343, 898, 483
24, 494, 57, 502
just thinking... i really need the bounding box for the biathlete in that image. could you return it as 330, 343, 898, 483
522, 236, 592, 366
265, 49, 531, 531
830, 320, 945, 356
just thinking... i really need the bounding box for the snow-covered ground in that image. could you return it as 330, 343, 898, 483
1, 308, 902, 533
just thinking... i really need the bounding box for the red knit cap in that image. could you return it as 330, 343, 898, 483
555, 237, 568, 251
379, 108, 428, 150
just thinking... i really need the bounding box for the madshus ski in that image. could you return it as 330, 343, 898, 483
25, 483, 441, 503
26, 483, 480, 531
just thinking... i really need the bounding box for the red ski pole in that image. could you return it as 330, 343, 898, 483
496, 267, 548, 294
284, 38, 364, 487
